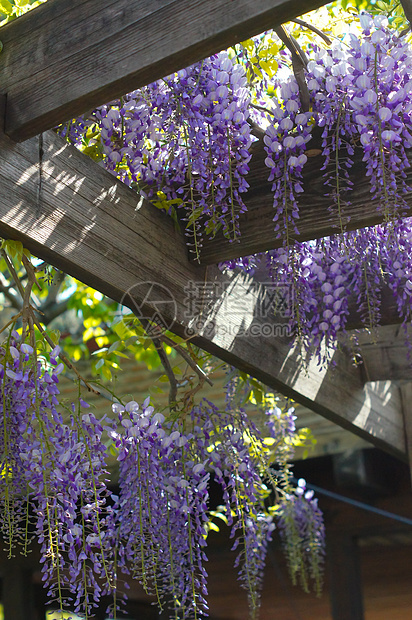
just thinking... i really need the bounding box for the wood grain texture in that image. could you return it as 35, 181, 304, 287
0, 0, 326, 141
0, 125, 406, 458
198, 137, 412, 263
358, 325, 412, 382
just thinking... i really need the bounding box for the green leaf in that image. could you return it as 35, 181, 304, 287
101, 365, 112, 381
109, 444, 119, 457
0, 0, 13, 15
2, 239, 24, 264
108, 340, 121, 355
112, 350, 130, 359
48, 329, 60, 345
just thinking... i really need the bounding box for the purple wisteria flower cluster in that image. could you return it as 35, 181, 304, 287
263, 15, 412, 229
223, 15, 412, 364
0, 336, 325, 620
225, 217, 412, 366
61, 52, 252, 258
110, 398, 210, 619
0, 333, 116, 616
275, 478, 325, 595
223, 15, 412, 363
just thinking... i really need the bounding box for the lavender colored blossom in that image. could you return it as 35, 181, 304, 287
0, 335, 116, 615
60, 53, 252, 260
276, 478, 325, 595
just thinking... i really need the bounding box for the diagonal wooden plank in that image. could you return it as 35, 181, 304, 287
0, 118, 405, 459
197, 138, 412, 264
0, 0, 326, 141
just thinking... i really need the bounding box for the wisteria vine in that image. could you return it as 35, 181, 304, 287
0, 329, 324, 618
59, 14, 412, 364
0, 245, 324, 619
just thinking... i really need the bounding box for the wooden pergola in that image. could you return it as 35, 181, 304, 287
0, 0, 411, 470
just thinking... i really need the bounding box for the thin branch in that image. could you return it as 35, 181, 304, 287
247, 118, 266, 140
159, 332, 213, 387
20, 255, 99, 395
1, 250, 25, 298
21, 261, 35, 340
0, 311, 23, 337
291, 18, 332, 45
250, 102, 276, 117
274, 26, 310, 112
140, 318, 178, 410
275, 26, 308, 68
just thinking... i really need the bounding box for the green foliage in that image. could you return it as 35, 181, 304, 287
0, 0, 47, 25
236, 36, 280, 85
338, 0, 377, 11
0, 239, 29, 266
152, 192, 183, 230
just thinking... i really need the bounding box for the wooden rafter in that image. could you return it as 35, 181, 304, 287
0, 120, 406, 460
197, 138, 412, 264
0, 0, 326, 141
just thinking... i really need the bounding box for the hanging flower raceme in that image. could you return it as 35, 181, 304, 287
61, 52, 252, 259
111, 398, 210, 620
275, 479, 325, 595
263, 15, 412, 231
263, 404, 325, 593
191, 400, 275, 620
0, 334, 116, 616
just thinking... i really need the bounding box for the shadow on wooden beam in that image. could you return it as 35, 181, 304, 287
197, 138, 412, 264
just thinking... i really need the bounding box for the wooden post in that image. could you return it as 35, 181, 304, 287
1, 557, 35, 620
399, 383, 412, 484
327, 533, 364, 620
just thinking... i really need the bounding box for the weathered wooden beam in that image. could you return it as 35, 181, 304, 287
0, 122, 406, 459
0, 0, 326, 141
198, 138, 412, 263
